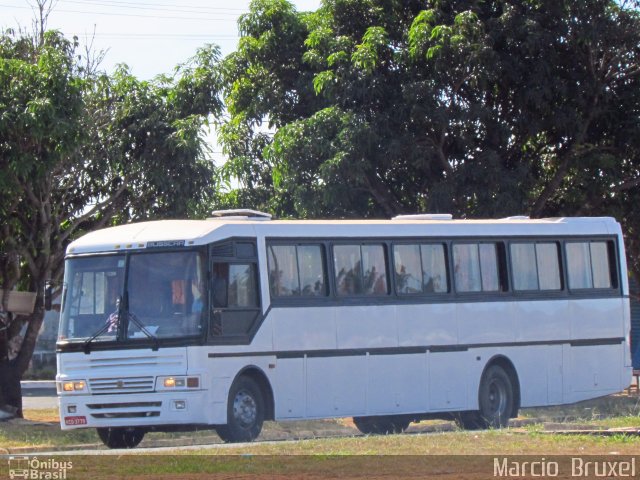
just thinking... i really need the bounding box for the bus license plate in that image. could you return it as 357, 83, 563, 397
64, 416, 87, 426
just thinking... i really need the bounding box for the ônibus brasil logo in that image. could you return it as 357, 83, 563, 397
7, 456, 72, 479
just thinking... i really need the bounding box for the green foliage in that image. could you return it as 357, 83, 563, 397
219, 0, 640, 273
0, 28, 222, 381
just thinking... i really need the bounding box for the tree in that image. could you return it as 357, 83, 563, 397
0, 28, 222, 417
219, 0, 640, 268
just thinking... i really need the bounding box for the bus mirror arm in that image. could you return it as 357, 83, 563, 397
44, 282, 53, 311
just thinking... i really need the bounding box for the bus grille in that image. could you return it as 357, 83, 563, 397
88, 376, 155, 394
87, 401, 162, 419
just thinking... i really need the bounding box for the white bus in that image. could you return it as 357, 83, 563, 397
52, 211, 633, 448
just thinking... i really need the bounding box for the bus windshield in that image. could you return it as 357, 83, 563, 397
59, 250, 206, 342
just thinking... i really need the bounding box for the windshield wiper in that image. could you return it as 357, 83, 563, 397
127, 312, 159, 351
83, 295, 124, 355
83, 312, 120, 354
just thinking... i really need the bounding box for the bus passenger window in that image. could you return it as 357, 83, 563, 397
566, 241, 614, 290
454, 242, 505, 293
228, 264, 258, 307
453, 244, 482, 292
511, 243, 538, 290
394, 245, 422, 294
267, 244, 327, 297
421, 244, 447, 293
394, 243, 448, 294
536, 243, 561, 290
268, 246, 299, 296
511, 242, 562, 292
590, 242, 612, 288
334, 244, 388, 296
362, 245, 388, 294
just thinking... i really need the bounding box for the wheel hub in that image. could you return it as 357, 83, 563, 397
488, 380, 507, 416
233, 390, 257, 428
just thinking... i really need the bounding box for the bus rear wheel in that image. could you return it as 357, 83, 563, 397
352, 415, 410, 435
96, 427, 145, 449
456, 364, 515, 430
216, 376, 265, 443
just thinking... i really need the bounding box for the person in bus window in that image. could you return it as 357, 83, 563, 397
106, 297, 119, 333
192, 280, 204, 313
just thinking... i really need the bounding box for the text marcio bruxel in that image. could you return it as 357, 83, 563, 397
494, 457, 637, 477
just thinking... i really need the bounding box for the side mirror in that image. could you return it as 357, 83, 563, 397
44, 282, 53, 311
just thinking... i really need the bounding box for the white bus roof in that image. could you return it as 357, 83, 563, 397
66, 216, 622, 255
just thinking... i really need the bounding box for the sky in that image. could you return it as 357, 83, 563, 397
2, 0, 321, 79
1, 0, 321, 168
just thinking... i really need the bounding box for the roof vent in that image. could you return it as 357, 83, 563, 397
392, 213, 453, 221
208, 209, 272, 221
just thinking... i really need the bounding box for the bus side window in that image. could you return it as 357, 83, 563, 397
228, 264, 259, 307
334, 244, 388, 296
212, 276, 228, 308
212, 263, 229, 308
566, 240, 616, 290
453, 242, 507, 293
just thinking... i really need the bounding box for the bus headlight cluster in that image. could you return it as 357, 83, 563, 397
156, 376, 200, 391
57, 380, 87, 394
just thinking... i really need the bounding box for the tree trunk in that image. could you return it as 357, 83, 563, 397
0, 302, 46, 419
0, 359, 23, 419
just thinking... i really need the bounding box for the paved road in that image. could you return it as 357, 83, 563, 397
21, 381, 57, 409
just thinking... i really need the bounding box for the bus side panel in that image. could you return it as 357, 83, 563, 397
336, 305, 397, 349
569, 298, 624, 341
566, 344, 625, 402
457, 302, 515, 345
514, 300, 569, 342
397, 303, 457, 346
306, 356, 366, 417
272, 307, 337, 351
429, 351, 471, 411
274, 357, 305, 419
367, 353, 428, 415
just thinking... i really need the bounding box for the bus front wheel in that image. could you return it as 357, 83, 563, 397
456, 364, 514, 430
352, 415, 410, 435
216, 376, 265, 443
96, 427, 145, 448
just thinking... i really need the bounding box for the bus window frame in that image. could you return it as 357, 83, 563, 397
391, 241, 451, 297
562, 238, 621, 296
330, 241, 391, 299
507, 240, 565, 295
57, 246, 209, 352
451, 240, 510, 296
207, 237, 264, 345
266, 242, 329, 300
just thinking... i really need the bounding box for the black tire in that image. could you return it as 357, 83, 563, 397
96, 427, 145, 448
352, 415, 410, 435
456, 365, 514, 430
454, 411, 485, 430
216, 376, 265, 443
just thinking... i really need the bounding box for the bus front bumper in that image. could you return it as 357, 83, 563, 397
58, 389, 220, 430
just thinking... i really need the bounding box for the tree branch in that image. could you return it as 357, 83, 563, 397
60, 180, 128, 243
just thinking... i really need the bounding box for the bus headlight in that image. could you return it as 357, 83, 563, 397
57, 380, 87, 394
156, 376, 200, 391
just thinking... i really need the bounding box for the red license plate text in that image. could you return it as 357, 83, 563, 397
64, 415, 87, 426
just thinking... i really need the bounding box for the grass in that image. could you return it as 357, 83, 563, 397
1, 394, 639, 454
154, 429, 640, 456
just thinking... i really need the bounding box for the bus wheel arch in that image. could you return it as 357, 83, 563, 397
456, 355, 520, 430
216, 365, 275, 444
482, 355, 520, 417
234, 365, 275, 421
